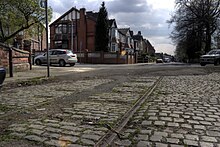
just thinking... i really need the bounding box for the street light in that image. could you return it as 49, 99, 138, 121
40, 0, 50, 77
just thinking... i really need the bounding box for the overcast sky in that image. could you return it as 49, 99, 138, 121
49, 0, 176, 55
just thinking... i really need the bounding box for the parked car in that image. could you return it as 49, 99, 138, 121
0, 67, 6, 89
164, 58, 171, 63
156, 58, 163, 63
34, 49, 78, 67
200, 49, 220, 66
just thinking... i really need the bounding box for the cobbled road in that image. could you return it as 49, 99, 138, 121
0, 64, 220, 147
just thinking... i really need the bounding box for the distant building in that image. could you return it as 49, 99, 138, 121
132, 31, 144, 53
143, 39, 155, 56
118, 28, 134, 53
108, 19, 119, 52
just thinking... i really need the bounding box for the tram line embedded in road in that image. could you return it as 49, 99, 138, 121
95, 76, 163, 147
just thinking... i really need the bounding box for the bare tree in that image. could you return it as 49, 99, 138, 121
169, 0, 220, 60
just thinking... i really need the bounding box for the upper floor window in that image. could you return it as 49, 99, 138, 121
127, 37, 131, 44
55, 24, 68, 34
112, 28, 115, 37
111, 44, 116, 52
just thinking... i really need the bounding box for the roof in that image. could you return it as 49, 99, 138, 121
86, 11, 99, 21
133, 32, 143, 41
108, 19, 117, 28
49, 7, 79, 27
118, 28, 130, 36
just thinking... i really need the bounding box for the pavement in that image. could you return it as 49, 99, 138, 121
4, 64, 97, 84
4, 63, 154, 84
3, 62, 190, 84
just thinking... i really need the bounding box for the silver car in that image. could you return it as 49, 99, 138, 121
200, 49, 220, 66
35, 49, 78, 67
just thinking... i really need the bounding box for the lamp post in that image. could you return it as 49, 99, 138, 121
40, 0, 50, 77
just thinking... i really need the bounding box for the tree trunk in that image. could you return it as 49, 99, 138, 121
205, 24, 211, 53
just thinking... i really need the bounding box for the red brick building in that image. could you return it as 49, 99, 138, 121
49, 7, 98, 52
15, 24, 46, 52
143, 39, 155, 56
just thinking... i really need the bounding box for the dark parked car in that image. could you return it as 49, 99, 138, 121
0, 67, 6, 88
200, 49, 220, 66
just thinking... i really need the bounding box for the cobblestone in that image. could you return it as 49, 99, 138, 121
5, 72, 220, 146
7, 77, 158, 146
0, 79, 113, 114
113, 73, 220, 146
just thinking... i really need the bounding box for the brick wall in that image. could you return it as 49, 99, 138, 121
0, 46, 29, 72
0, 47, 8, 67
76, 51, 135, 64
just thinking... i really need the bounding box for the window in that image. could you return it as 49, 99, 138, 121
55, 25, 61, 34
208, 50, 216, 55
112, 44, 116, 52
62, 24, 67, 34
57, 50, 66, 55
54, 41, 68, 49
112, 28, 115, 37
69, 25, 76, 34
127, 37, 130, 44
115, 30, 118, 38
62, 41, 68, 48
51, 51, 58, 55
55, 24, 68, 34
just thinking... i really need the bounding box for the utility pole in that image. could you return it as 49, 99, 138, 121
71, 19, 74, 51
40, 0, 50, 77
75, 6, 78, 51
45, 0, 50, 77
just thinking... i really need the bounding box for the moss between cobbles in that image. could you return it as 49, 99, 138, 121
0, 104, 11, 112
16, 77, 51, 86
0, 133, 17, 142
125, 128, 140, 146
3, 76, 55, 90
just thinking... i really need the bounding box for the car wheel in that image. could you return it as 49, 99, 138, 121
70, 63, 75, 66
35, 59, 41, 65
200, 63, 206, 66
59, 60, 66, 67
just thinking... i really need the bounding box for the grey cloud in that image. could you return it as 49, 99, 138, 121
49, 0, 100, 14
49, 0, 68, 14
106, 0, 151, 13
109, 8, 171, 37
140, 27, 171, 37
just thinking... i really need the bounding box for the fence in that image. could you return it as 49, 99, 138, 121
75, 51, 136, 64
0, 43, 30, 76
